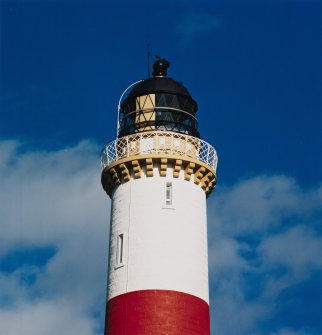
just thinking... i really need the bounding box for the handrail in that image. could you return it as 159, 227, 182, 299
101, 131, 218, 173
120, 106, 198, 121
117, 80, 144, 136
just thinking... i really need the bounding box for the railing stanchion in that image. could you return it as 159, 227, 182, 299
126, 136, 129, 158
171, 133, 173, 155
206, 142, 210, 165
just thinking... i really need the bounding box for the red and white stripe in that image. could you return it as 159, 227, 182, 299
105, 168, 210, 335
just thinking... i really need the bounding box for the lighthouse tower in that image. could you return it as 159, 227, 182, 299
101, 59, 218, 335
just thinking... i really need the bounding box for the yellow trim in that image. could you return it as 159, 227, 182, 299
146, 158, 154, 177
206, 179, 215, 195
194, 166, 206, 185
173, 159, 183, 178
119, 163, 130, 182
184, 162, 195, 181
106, 153, 215, 176
160, 158, 168, 177
110, 167, 121, 186
101, 154, 216, 198
132, 160, 142, 179
201, 171, 213, 190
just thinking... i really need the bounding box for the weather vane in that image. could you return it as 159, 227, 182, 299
146, 43, 167, 78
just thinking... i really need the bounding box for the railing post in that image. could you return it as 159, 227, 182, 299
114, 140, 118, 162
126, 136, 129, 158
171, 133, 173, 155
206, 141, 210, 166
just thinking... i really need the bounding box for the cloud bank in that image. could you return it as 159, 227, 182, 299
208, 176, 322, 334
0, 140, 109, 335
0, 140, 321, 334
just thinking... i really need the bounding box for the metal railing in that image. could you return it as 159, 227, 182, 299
101, 131, 218, 172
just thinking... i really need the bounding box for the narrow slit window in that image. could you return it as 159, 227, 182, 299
166, 182, 172, 206
116, 233, 124, 265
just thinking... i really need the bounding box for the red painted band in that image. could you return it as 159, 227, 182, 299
105, 290, 210, 335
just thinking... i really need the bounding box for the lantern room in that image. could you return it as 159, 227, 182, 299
118, 59, 200, 138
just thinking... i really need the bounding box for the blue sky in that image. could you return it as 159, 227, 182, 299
0, 1, 321, 334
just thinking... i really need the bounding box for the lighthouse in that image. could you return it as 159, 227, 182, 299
101, 59, 218, 335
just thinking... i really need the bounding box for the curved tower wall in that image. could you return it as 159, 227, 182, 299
108, 166, 209, 303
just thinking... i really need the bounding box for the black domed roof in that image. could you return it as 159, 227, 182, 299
123, 59, 197, 107
127, 76, 193, 100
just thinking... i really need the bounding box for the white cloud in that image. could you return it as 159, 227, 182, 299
0, 300, 96, 335
268, 328, 311, 335
176, 13, 222, 42
0, 140, 109, 334
208, 175, 321, 236
259, 225, 322, 276
208, 175, 322, 335
208, 235, 248, 276
0, 140, 108, 251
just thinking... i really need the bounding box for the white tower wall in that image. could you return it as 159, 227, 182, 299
108, 166, 209, 303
